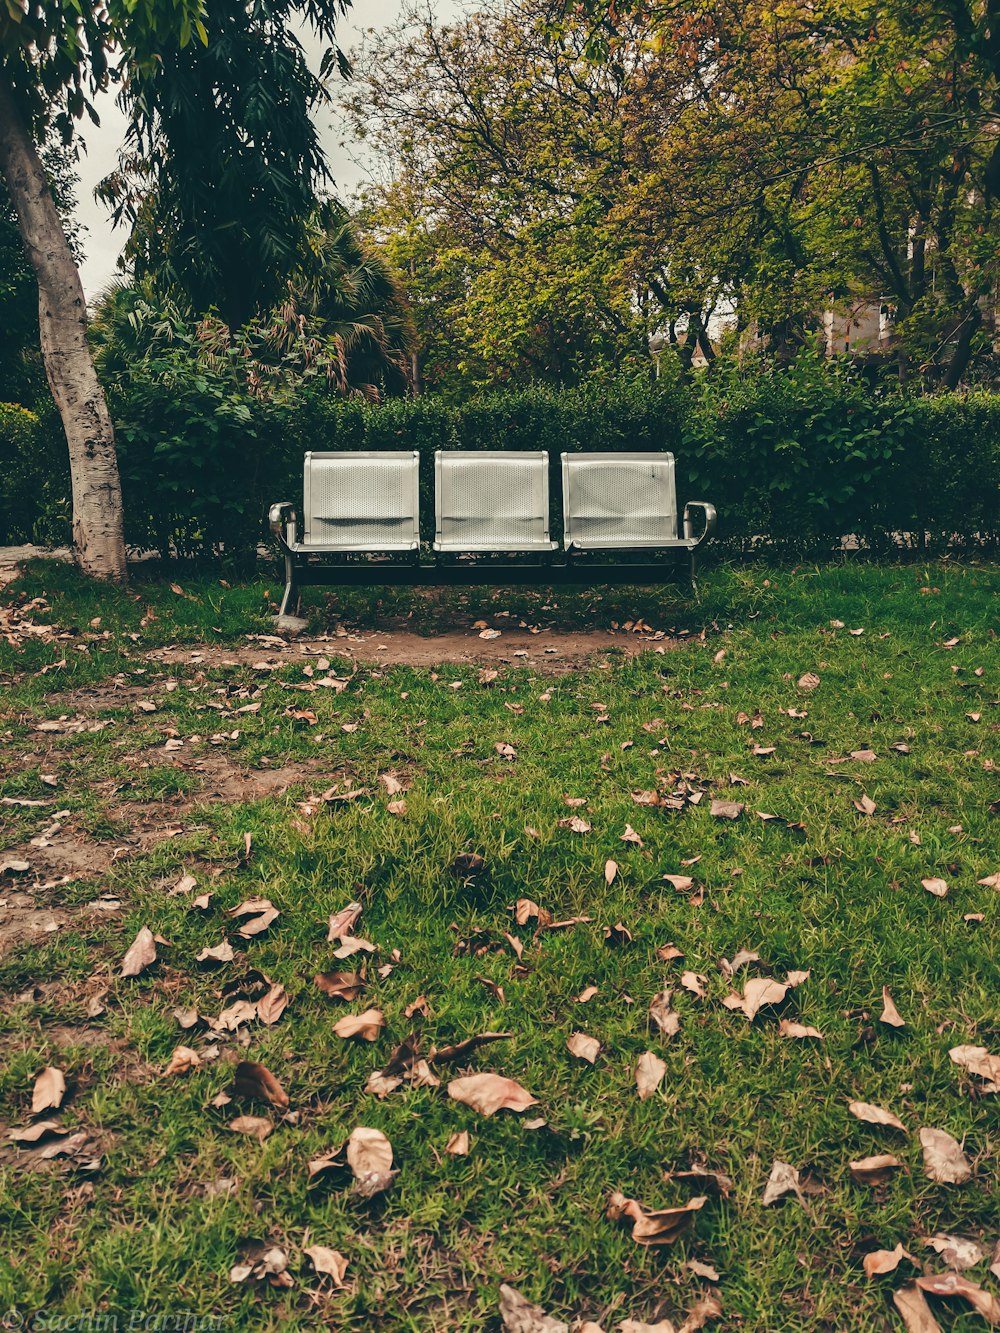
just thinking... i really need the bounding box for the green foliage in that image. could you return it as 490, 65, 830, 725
0, 401, 69, 545
5, 357, 997, 560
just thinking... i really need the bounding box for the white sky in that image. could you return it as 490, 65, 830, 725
74, 1, 462, 298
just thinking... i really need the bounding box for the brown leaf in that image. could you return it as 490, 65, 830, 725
722, 975, 797, 1021
848, 1100, 907, 1133
227, 1115, 272, 1141
346, 1125, 396, 1198
620, 824, 643, 846
315, 970, 365, 1002
854, 794, 877, 816
232, 1061, 290, 1110
893, 1286, 943, 1333
636, 1051, 666, 1100
445, 1130, 470, 1156
604, 859, 618, 886
514, 898, 552, 928
164, 1046, 202, 1076
558, 815, 591, 833
430, 1032, 514, 1064
681, 971, 707, 1000
663, 874, 694, 892
610, 1191, 706, 1245
657, 942, 684, 962
922, 877, 948, 898
32, 1066, 66, 1115
923, 1234, 987, 1270
567, 1032, 601, 1064
677, 1294, 722, 1333
121, 925, 157, 977
576, 985, 599, 1004
196, 940, 235, 965
333, 1008, 385, 1042
977, 871, 1000, 889
710, 800, 744, 820
405, 994, 431, 1019
649, 990, 680, 1037
880, 986, 906, 1029
919, 1126, 972, 1183
237, 907, 280, 938
797, 673, 820, 690
949, 1044, 1000, 1092
603, 921, 633, 947
304, 1245, 348, 1287
447, 1073, 537, 1116
327, 901, 363, 941
916, 1273, 1000, 1321
670, 1166, 734, 1197
863, 1243, 914, 1277
778, 1019, 823, 1040
257, 983, 288, 1025
498, 1283, 569, 1333
849, 1153, 903, 1185
761, 1159, 805, 1206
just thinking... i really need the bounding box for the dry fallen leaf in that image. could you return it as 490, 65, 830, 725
121, 925, 157, 977
447, 1073, 537, 1116
681, 971, 707, 1000
304, 1245, 348, 1287
229, 1240, 291, 1286
445, 1130, 470, 1156
710, 800, 744, 820
227, 1115, 272, 1141
604, 859, 618, 886
232, 1061, 290, 1110
498, 1283, 568, 1333
778, 1019, 823, 1040
797, 673, 820, 690
649, 990, 680, 1037
567, 1033, 601, 1065
333, 1008, 385, 1042
922, 877, 949, 898
893, 1285, 943, 1333
880, 986, 906, 1029
849, 1153, 903, 1185
863, 1243, 914, 1277
315, 970, 365, 1002
722, 973, 805, 1021
196, 940, 235, 965
919, 1126, 972, 1183
848, 1100, 907, 1133
949, 1044, 1000, 1093
923, 1233, 987, 1270
31, 1066, 66, 1115
663, 874, 695, 892
256, 983, 288, 1026
916, 1273, 1000, 1321
327, 901, 363, 941
608, 1191, 706, 1245
854, 794, 877, 816
164, 1046, 202, 1077
346, 1126, 396, 1198
636, 1051, 667, 1101
761, 1159, 805, 1206
430, 1032, 514, 1064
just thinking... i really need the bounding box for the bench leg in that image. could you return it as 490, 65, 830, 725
278, 553, 300, 617
688, 549, 699, 596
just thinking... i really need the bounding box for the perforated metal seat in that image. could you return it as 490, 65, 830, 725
434, 451, 556, 552
562, 452, 685, 550
297, 451, 420, 551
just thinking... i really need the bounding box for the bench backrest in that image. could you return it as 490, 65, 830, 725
302, 451, 420, 550
435, 450, 554, 551
562, 451, 677, 549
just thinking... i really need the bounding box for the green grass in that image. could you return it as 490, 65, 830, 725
0, 558, 998, 1330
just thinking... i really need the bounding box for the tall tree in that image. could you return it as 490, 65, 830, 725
0, 0, 351, 580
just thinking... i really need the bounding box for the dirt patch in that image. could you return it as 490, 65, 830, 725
146, 625, 691, 672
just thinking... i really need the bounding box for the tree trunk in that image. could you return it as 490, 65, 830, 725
0, 72, 127, 582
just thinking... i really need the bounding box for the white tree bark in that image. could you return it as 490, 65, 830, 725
0, 71, 127, 582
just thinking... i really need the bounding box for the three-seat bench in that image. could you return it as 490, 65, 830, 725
269, 450, 715, 617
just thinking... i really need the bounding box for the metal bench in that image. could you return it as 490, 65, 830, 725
269, 449, 715, 617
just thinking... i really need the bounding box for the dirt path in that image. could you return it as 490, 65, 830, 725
147, 625, 691, 672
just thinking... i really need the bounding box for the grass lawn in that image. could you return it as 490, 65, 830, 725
0, 558, 998, 1331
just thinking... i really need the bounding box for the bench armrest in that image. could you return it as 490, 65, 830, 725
268, 502, 296, 543
683, 501, 716, 545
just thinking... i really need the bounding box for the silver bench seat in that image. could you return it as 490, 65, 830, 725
562, 451, 715, 551
286, 451, 420, 553
434, 450, 556, 552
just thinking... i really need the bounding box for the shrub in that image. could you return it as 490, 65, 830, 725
0, 401, 70, 546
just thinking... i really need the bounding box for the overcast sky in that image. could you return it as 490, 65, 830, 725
74, 0, 463, 298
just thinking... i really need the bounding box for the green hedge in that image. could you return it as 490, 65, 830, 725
4, 363, 999, 562
0, 401, 70, 546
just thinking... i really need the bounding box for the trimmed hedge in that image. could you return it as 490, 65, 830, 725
4, 364, 999, 562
